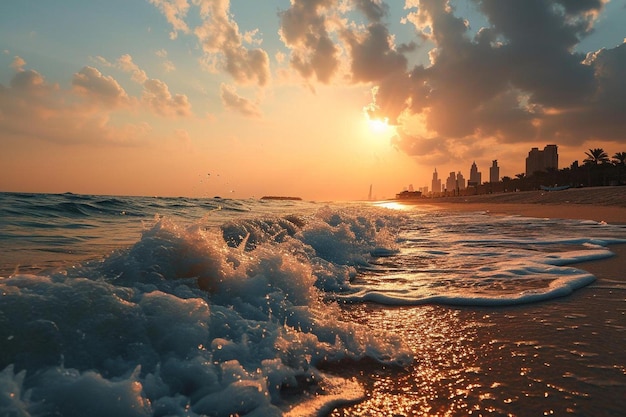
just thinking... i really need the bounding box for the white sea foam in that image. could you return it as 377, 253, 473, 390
0, 206, 412, 416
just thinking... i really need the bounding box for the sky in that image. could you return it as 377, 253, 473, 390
1, 0, 625, 201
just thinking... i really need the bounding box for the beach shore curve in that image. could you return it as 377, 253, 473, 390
396, 186, 626, 224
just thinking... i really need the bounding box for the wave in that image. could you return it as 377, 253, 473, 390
0, 205, 411, 416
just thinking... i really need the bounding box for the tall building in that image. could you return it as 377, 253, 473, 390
456, 171, 466, 190
489, 160, 500, 183
526, 145, 558, 176
446, 172, 457, 191
469, 161, 482, 186
431, 168, 442, 194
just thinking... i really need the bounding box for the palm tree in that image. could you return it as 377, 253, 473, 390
583, 148, 610, 165
613, 152, 626, 185
612, 151, 626, 166
583, 148, 611, 186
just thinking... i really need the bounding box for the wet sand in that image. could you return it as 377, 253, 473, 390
330, 189, 626, 416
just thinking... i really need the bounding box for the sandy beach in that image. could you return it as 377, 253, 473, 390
403, 186, 626, 224
331, 187, 626, 416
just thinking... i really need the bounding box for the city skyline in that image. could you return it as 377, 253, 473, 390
416, 142, 624, 195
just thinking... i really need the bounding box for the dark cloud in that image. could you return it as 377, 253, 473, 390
353, 0, 390, 22
478, 0, 597, 107
364, 0, 625, 156
344, 23, 409, 83
278, 0, 340, 83
10, 69, 49, 92
540, 42, 626, 143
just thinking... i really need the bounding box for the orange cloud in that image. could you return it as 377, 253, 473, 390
142, 78, 192, 117
0, 58, 193, 147
117, 54, 148, 84
147, 0, 191, 39
219, 83, 262, 118
72, 66, 130, 107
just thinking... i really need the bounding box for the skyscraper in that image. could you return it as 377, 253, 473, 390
456, 171, 466, 190
446, 172, 457, 191
489, 160, 500, 183
431, 168, 442, 194
526, 145, 558, 176
469, 161, 482, 186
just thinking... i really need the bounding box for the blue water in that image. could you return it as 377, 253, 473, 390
1, 192, 625, 416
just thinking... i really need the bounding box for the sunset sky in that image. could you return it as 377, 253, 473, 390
1, 0, 625, 200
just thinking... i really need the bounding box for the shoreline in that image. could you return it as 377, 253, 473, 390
330, 190, 626, 416
394, 186, 626, 224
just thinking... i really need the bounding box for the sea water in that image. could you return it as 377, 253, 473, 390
0, 192, 625, 416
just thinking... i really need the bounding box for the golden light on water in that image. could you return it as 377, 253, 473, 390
373, 201, 413, 211
331, 305, 484, 416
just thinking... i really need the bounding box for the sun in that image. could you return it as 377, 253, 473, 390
368, 117, 390, 133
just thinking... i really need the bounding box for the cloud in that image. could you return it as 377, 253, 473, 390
72, 66, 129, 107
353, 0, 390, 22
148, 0, 191, 39
219, 83, 262, 118
276, 0, 421, 89
91, 55, 113, 67
278, 0, 342, 83
155, 49, 177, 72
9, 69, 50, 92
117, 54, 148, 84
343, 22, 411, 83
142, 78, 192, 117
162, 60, 176, 73
0, 59, 191, 148
193, 0, 270, 86
0, 65, 147, 145
11, 56, 27, 72
362, 0, 625, 160
148, 0, 270, 86
94, 53, 190, 117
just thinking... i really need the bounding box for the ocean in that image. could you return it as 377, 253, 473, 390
1, 192, 625, 416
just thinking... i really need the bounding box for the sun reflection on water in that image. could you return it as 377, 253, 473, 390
330, 305, 491, 416
372, 201, 414, 211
